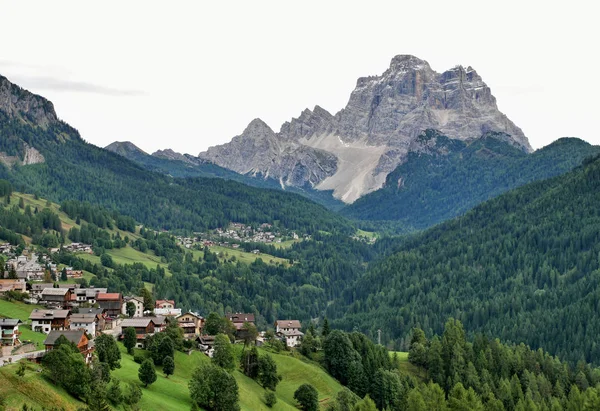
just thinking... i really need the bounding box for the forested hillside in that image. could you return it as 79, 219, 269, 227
343, 130, 600, 230
0, 109, 351, 234
330, 153, 600, 364
105, 141, 345, 210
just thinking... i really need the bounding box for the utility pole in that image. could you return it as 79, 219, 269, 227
378, 329, 381, 345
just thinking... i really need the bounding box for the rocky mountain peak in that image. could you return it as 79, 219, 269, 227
0, 74, 58, 127
199, 54, 532, 203
388, 54, 432, 73
243, 118, 276, 139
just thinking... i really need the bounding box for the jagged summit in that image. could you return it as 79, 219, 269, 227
199, 55, 531, 203
0, 74, 59, 127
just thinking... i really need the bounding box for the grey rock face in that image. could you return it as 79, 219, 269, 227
201, 55, 531, 202
0, 75, 58, 127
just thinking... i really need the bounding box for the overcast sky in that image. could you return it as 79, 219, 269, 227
2, 1, 598, 154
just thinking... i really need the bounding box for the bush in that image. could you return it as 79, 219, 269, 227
264, 390, 277, 408
133, 354, 144, 364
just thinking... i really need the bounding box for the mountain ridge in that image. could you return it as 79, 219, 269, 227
198, 54, 530, 203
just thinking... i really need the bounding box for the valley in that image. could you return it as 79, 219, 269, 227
1, 50, 600, 410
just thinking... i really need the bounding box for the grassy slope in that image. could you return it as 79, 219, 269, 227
209, 245, 290, 266
0, 362, 84, 411
110, 343, 343, 411
8, 192, 142, 243
0, 300, 47, 349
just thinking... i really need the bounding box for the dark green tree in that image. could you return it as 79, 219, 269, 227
189, 363, 240, 411
138, 359, 157, 388
126, 301, 136, 318
294, 384, 319, 411
212, 333, 235, 372
94, 334, 121, 370
241, 346, 260, 378
258, 353, 281, 391
322, 317, 330, 337
163, 355, 175, 378
123, 327, 137, 355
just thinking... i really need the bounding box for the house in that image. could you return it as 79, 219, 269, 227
155, 300, 175, 310
275, 320, 304, 347
154, 299, 180, 316
122, 296, 144, 317
148, 316, 167, 333
0, 319, 22, 346
177, 312, 204, 338
74, 308, 106, 332
96, 293, 123, 317
44, 330, 94, 364
121, 318, 157, 348
73, 287, 107, 305
0, 279, 26, 294
69, 315, 96, 336
226, 312, 255, 331
29, 309, 71, 334
41, 288, 72, 308
30, 283, 54, 299
196, 335, 216, 357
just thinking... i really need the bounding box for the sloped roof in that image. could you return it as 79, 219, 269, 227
121, 318, 155, 328
275, 320, 301, 329
226, 313, 255, 323
0, 318, 22, 326
41, 288, 70, 296
44, 330, 85, 346
70, 317, 95, 324
97, 293, 121, 300
30, 309, 70, 320
31, 283, 54, 290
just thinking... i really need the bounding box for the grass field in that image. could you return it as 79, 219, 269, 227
209, 245, 290, 266
109, 343, 342, 410
0, 299, 43, 321
272, 239, 301, 249
0, 362, 84, 411
0, 300, 47, 349
390, 351, 425, 379
78, 246, 172, 276
356, 229, 378, 239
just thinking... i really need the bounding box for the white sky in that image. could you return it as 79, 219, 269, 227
1, 0, 598, 154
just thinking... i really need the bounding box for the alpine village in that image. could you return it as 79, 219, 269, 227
2, 9, 600, 411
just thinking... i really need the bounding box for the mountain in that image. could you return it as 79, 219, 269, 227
0, 74, 352, 234
199, 55, 530, 203
342, 130, 600, 229
330, 153, 600, 363
104, 141, 345, 210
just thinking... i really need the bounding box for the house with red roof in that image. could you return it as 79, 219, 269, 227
96, 292, 123, 317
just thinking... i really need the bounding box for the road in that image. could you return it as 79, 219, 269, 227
0, 350, 45, 367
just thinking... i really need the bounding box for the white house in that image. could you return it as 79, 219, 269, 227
275, 320, 304, 347
69, 315, 96, 336
122, 296, 144, 317
0, 318, 22, 346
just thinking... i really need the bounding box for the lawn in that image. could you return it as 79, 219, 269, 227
17, 324, 46, 349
